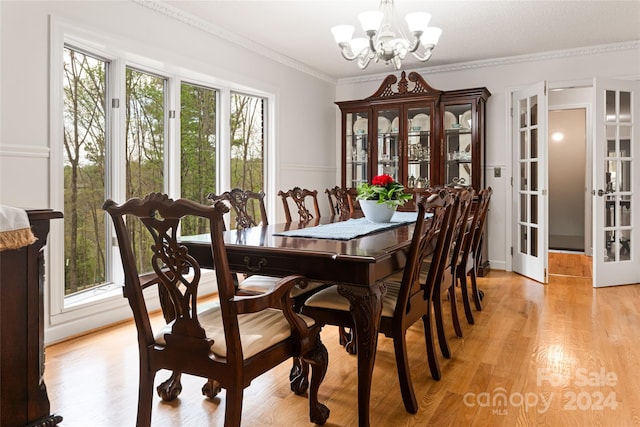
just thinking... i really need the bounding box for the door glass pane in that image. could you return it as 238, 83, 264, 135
520, 225, 528, 254
520, 193, 527, 222
530, 195, 538, 224
605, 90, 616, 122
530, 95, 538, 126
407, 106, 431, 188
530, 226, 538, 257
606, 160, 617, 192
606, 125, 617, 155
620, 91, 631, 122
377, 108, 400, 181
530, 161, 538, 191
620, 160, 631, 192
520, 162, 527, 190
621, 196, 631, 227
530, 128, 538, 158
620, 126, 631, 156
605, 230, 616, 262
520, 130, 527, 160
605, 197, 616, 227
520, 99, 527, 128
620, 229, 631, 261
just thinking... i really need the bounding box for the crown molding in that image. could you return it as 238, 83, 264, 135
336, 40, 640, 86
132, 0, 336, 84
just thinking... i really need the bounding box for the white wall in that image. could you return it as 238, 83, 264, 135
336, 47, 640, 271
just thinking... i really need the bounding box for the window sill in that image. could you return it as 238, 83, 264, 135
64, 282, 122, 309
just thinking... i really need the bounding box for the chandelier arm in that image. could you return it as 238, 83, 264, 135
407, 32, 423, 54
366, 30, 379, 55
358, 52, 374, 69
337, 43, 364, 61
411, 47, 434, 62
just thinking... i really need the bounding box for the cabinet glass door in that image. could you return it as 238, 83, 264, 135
407, 106, 432, 189
345, 112, 370, 188
444, 103, 473, 186
376, 108, 400, 181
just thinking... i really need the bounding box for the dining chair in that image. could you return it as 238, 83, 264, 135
207, 188, 276, 292
456, 187, 493, 319
300, 190, 455, 413
325, 186, 354, 220
449, 188, 484, 324
103, 192, 329, 427
207, 188, 268, 230
207, 188, 325, 300
430, 189, 474, 361
278, 187, 321, 223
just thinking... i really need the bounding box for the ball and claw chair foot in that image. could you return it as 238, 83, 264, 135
156, 371, 183, 401
202, 379, 222, 399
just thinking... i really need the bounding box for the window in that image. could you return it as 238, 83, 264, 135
53, 32, 270, 335
124, 68, 167, 273
62, 47, 108, 295
180, 82, 217, 235
230, 92, 266, 223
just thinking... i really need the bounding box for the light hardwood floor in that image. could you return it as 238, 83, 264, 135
44, 262, 640, 426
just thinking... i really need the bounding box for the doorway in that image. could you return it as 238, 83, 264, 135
548, 108, 587, 252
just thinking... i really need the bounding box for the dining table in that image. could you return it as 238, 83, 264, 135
179, 212, 420, 427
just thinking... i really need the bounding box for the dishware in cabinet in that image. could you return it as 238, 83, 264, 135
440, 89, 490, 190
376, 108, 401, 182
344, 111, 370, 188
406, 106, 433, 190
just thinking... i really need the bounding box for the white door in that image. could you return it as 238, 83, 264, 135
593, 79, 640, 287
512, 82, 548, 283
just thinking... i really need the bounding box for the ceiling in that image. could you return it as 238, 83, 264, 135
160, 0, 640, 81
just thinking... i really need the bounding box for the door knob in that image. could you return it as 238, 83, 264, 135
596, 189, 614, 197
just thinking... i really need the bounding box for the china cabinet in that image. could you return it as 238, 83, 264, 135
337, 71, 490, 195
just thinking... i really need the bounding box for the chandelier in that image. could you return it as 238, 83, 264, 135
331, 0, 442, 70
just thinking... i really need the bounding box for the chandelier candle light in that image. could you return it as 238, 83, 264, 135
331, 0, 442, 70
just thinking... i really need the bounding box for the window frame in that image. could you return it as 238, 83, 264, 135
48, 16, 276, 341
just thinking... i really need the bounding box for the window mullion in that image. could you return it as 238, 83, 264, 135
108, 58, 126, 285
167, 76, 180, 198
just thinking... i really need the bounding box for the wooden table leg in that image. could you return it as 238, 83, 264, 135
338, 281, 385, 427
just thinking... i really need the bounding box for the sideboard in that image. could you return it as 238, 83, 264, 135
1, 210, 63, 427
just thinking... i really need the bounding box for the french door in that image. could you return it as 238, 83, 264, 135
512, 82, 548, 283
593, 79, 640, 287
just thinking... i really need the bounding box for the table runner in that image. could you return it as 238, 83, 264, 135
0, 205, 36, 251
273, 211, 431, 240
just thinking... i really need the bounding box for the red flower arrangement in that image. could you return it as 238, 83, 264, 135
356, 174, 412, 208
